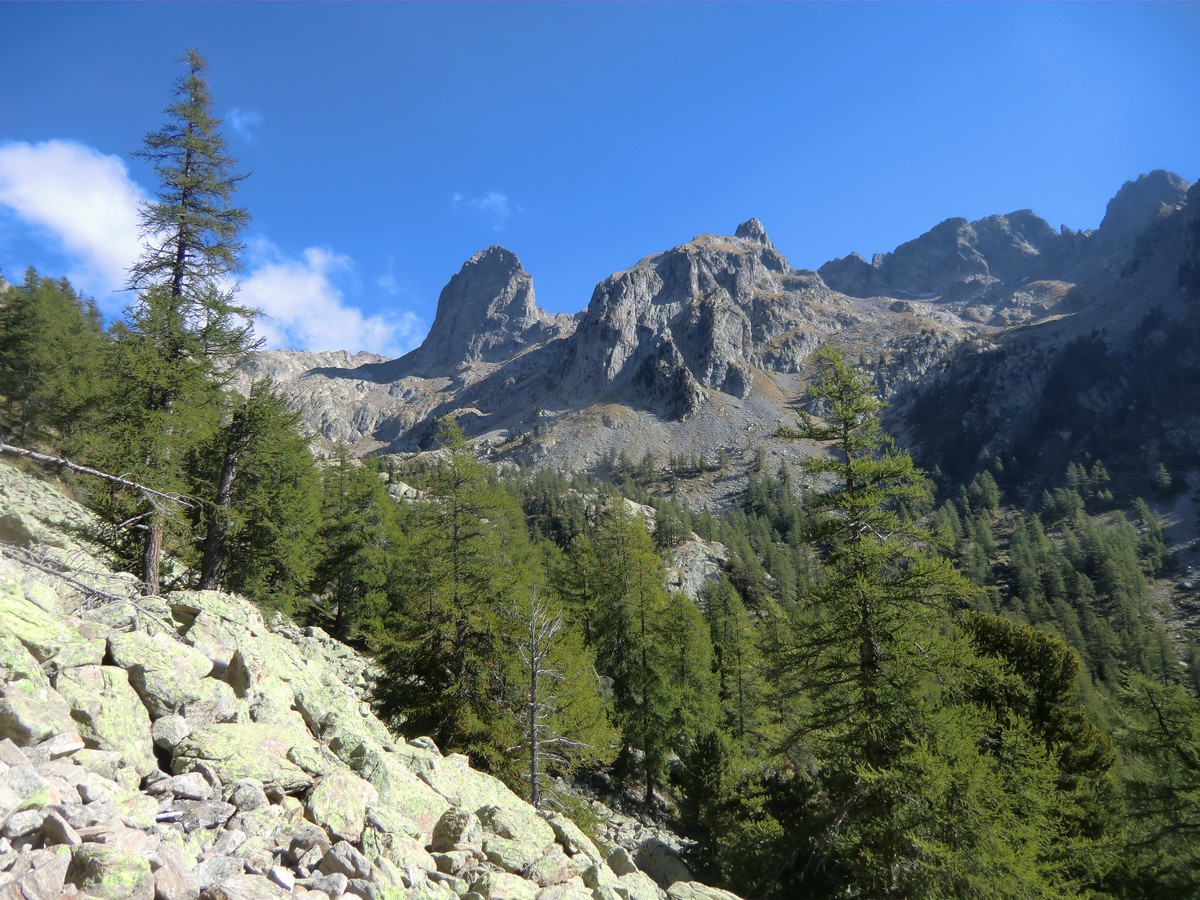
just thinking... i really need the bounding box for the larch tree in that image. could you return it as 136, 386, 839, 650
375, 416, 532, 779
0, 269, 106, 441
104, 48, 259, 594
771, 347, 1071, 898
585, 499, 679, 805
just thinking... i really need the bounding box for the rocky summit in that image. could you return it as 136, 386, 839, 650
0, 460, 739, 900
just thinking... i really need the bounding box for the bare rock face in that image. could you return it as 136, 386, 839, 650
819, 210, 1065, 300
819, 171, 1193, 309
391, 246, 574, 380
1095, 169, 1190, 252
560, 219, 839, 418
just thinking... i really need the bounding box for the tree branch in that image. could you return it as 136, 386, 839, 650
0, 443, 192, 509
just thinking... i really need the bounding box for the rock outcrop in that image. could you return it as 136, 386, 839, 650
0, 461, 734, 900
384, 247, 576, 382
818, 171, 1192, 307
559, 219, 832, 418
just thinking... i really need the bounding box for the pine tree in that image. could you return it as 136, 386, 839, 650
586, 499, 678, 804
507, 588, 616, 808
313, 447, 405, 640
701, 576, 773, 752
195, 381, 322, 611
1115, 675, 1200, 895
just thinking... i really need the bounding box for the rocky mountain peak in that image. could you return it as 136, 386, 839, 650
1096, 170, 1191, 249
389, 245, 571, 381
735, 218, 770, 244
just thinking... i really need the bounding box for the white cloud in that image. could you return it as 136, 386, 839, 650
0, 139, 425, 357
453, 190, 513, 230
240, 242, 426, 357
376, 254, 401, 295
0, 139, 144, 311
376, 272, 400, 295
227, 108, 263, 143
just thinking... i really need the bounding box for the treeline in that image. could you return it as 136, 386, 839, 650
4, 49, 1200, 900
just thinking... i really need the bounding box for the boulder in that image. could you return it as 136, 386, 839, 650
54, 664, 156, 774
354, 746, 451, 838
318, 839, 373, 879
0, 631, 80, 746
666, 882, 744, 900
0, 565, 102, 664
172, 722, 321, 794
1, 763, 60, 810
469, 869, 540, 900
635, 838, 692, 888
107, 630, 215, 719
66, 842, 155, 900
153, 713, 192, 750
199, 873, 293, 899
432, 808, 483, 852
535, 880, 595, 900
544, 812, 606, 868
306, 768, 378, 842
0, 845, 71, 898
618, 870, 667, 900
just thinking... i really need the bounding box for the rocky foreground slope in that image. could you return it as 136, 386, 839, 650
0, 461, 737, 900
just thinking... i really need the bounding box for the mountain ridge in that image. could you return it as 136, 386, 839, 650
239, 170, 1197, 513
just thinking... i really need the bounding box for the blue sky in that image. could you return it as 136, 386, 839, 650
2, 2, 1197, 356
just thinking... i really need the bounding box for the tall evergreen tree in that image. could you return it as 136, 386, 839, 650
313, 447, 405, 640
375, 417, 533, 778
584, 499, 680, 804
88, 49, 259, 594
0, 269, 106, 441
195, 381, 322, 611
771, 347, 1068, 898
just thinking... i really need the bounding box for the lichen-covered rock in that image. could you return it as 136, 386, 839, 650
544, 812, 606, 868
1, 763, 60, 810
432, 808, 484, 852
607, 847, 637, 876
194, 855, 246, 890
225, 778, 269, 812
483, 832, 544, 874
535, 879, 595, 900
318, 839, 373, 879
618, 870, 667, 900
0, 845, 71, 898
524, 843, 573, 887
200, 873, 292, 899
469, 869, 540, 900
107, 630, 215, 719
172, 722, 319, 793
54, 664, 156, 774
66, 842, 155, 900
666, 882, 744, 900
0, 562, 100, 664
305, 768, 378, 842
0, 629, 80, 746
355, 746, 451, 838
635, 838, 692, 888
153, 713, 192, 750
